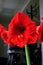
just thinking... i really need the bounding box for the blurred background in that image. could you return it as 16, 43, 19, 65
0, 0, 42, 65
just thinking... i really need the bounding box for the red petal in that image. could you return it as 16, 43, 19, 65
28, 21, 37, 44
1, 30, 15, 47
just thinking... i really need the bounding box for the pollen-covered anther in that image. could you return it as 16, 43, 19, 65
18, 35, 20, 38
18, 34, 23, 38
20, 34, 23, 37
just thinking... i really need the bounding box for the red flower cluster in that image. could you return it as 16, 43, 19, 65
0, 12, 37, 48
36, 22, 43, 43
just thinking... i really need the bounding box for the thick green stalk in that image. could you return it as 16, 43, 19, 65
25, 44, 31, 65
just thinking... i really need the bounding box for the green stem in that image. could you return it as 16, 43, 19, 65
25, 44, 31, 65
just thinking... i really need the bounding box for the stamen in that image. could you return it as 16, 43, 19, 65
18, 34, 23, 38
18, 35, 20, 38
20, 34, 23, 37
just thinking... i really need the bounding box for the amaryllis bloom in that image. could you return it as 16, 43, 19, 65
1, 30, 15, 47
36, 22, 43, 43
7, 12, 37, 48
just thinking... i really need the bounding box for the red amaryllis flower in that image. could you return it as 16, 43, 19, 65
36, 22, 43, 43
7, 12, 37, 48
1, 30, 15, 47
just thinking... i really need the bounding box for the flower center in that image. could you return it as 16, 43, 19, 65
17, 26, 25, 33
